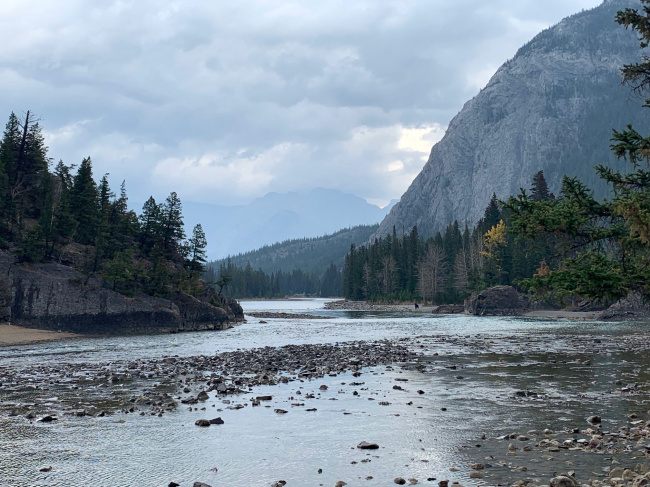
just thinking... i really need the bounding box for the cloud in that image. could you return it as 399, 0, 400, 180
0, 0, 603, 206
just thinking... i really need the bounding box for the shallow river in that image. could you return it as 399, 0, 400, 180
1, 299, 649, 487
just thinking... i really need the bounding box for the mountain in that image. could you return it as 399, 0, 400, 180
374, 0, 649, 239
209, 224, 379, 276
183, 188, 393, 259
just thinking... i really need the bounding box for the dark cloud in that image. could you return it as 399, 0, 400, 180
0, 0, 602, 206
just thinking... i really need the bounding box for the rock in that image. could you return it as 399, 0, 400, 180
471, 463, 485, 470
168, 484, 180, 487
549, 476, 577, 487
38, 415, 56, 422
357, 441, 379, 449
600, 292, 650, 321
320, 385, 328, 390
197, 391, 209, 401
39, 466, 52, 472
334, 482, 347, 487
193, 483, 212, 487
209, 417, 224, 425
431, 304, 464, 314
3, 249, 243, 333
438, 481, 449, 487
464, 286, 528, 316
587, 415, 602, 424
195, 419, 211, 427
469, 472, 483, 479
395, 479, 407, 485
257, 395, 273, 401
274, 409, 288, 414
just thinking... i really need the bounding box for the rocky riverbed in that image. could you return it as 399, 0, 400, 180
4, 306, 650, 486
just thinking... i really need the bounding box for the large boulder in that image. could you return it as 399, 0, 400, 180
464, 285, 528, 316
600, 292, 650, 321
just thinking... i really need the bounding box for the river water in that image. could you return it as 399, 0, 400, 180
1, 299, 649, 487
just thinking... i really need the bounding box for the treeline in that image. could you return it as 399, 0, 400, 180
207, 260, 342, 299
343, 172, 554, 304
0, 111, 209, 298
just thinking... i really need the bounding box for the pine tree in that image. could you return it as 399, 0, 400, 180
160, 192, 185, 257
70, 157, 99, 245
187, 224, 208, 275
530, 170, 551, 201
139, 196, 162, 254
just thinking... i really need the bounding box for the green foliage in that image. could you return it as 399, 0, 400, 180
0, 111, 216, 304
501, 3, 650, 302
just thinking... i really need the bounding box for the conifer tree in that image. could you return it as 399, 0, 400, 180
187, 224, 208, 276
70, 157, 99, 245
160, 192, 185, 257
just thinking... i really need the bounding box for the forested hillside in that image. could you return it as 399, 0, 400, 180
0, 111, 213, 301
204, 225, 377, 298
209, 224, 377, 275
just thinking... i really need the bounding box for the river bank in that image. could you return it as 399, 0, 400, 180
0, 324, 78, 346
325, 299, 603, 320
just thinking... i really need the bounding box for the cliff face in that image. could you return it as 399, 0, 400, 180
375, 0, 647, 239
0, 251, 244, 334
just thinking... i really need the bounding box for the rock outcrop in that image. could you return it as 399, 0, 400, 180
464, 285, 528, 316
600, 292, 650, 321
0, 251, 243, 334
374, 0, 647, 240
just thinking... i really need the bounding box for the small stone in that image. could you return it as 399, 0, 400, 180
334, 482, 347, 487
193, 483, 212, 487
168, 483, 179, 487
471, 463, 485, 470
438, 481, 448, 487
38, 416, 56, 423
469, 472, 483, 479
357, 441, 379, 449
549, 476, 577, 487
587, 415, 602, 424
274, 409, 288, 414
209, 417, 224, 425
395, 478, 407, 485
320, 385, 328, 390
40, 466, 52, 472
195, 419, 211, 427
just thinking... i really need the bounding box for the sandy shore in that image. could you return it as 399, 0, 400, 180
0, 324, 78, 346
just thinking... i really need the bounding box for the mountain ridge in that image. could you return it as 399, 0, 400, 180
374, 0, 648, 239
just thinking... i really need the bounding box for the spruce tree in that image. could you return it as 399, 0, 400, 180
70, 157, 99, 245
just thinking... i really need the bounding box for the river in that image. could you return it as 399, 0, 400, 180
1, 299, 649, 487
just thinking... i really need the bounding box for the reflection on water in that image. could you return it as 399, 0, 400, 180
1, 299, 649, 486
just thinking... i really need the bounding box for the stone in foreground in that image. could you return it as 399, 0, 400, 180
357, 441, 379, 449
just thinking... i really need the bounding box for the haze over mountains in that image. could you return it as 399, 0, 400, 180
212, 0, 645, 272
182, 188, 395, 259
375, 0, 648, 239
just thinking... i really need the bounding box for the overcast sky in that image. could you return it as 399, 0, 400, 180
0, 0, 603, 208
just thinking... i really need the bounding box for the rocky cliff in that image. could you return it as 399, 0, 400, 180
375, 0, 648, 239
0, 251, 244, 334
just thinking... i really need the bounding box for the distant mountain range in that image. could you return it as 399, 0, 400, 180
182, 188, 396, 259
375, 0, 649, 239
